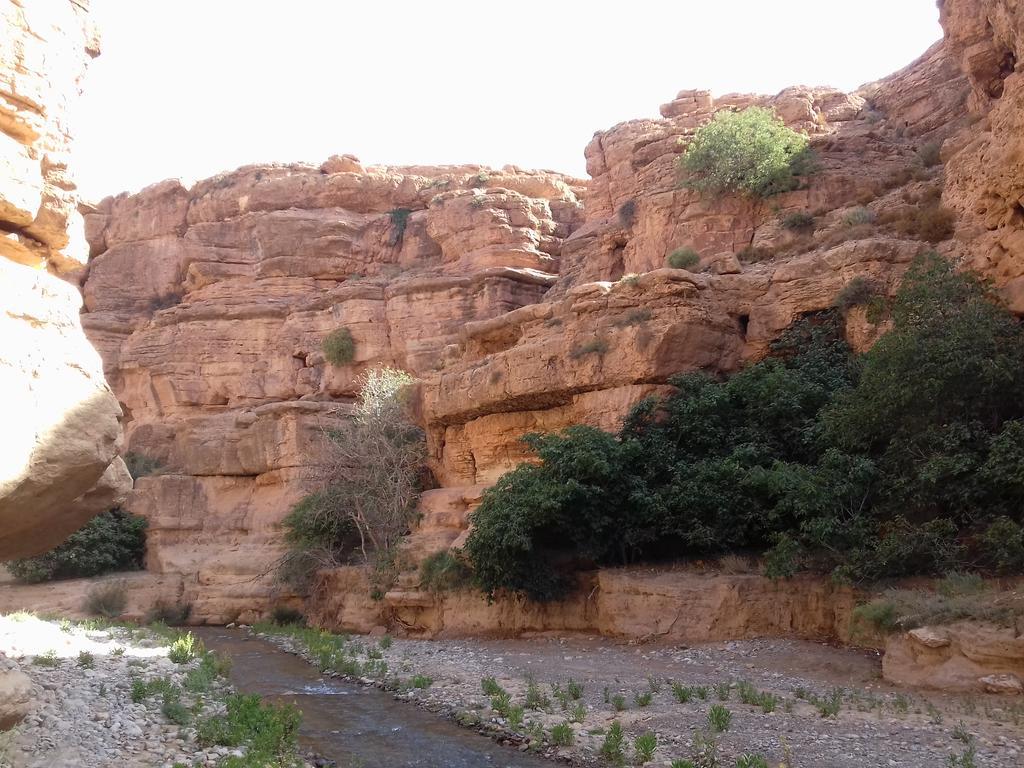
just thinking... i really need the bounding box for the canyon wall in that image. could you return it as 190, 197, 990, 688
0, 0, 129, 560
79, 161, 584, 621
72, 0, 1024, 661
80, 38, 968, 625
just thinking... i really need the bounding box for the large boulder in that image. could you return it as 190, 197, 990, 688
0, 1, 129, 559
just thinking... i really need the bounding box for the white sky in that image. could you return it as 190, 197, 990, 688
73, 1, 943, 201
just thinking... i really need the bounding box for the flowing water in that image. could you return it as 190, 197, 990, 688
196, 628, 552, 768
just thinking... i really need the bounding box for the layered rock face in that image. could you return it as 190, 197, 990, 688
0, 0, 129, 560
941, 0, 1024, 308
80, 161, 584, 622
82, 33, 971, 628
413, 43, 968, 550
81, 1, 1024, 656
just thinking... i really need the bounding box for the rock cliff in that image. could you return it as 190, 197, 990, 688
75, 0, 1020, 645
0, 0, 129, 560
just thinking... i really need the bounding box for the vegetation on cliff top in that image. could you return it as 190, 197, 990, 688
465, 253, 1024, 600
679, 106, 817, 198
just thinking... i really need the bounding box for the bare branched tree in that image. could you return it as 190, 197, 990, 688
278, 367, 425, 588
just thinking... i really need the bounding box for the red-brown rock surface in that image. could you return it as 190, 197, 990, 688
74, 3, 1020, 694
941, 0, 1024, 309
0, 0, 129, 561
79, 163, 584, 622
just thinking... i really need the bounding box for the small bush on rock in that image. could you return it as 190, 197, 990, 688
782, 212, 815, 231
842, 206, 876, 227
680, 107, 816, 198
85, 580, 128, 619
834, 276, 877, 312
8, 508, 146, 583
322, 327, 356, 366
916, 141, 942, 168
146, 601, 192, 625
667, 248, 700, 270
736, 245, 775, 264
124, 452, 163, 479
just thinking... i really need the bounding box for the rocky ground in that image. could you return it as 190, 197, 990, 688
0, 614, 308, 768
260, 627, 1024, 768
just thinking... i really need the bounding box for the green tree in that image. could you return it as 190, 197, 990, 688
679, 107, 816, 198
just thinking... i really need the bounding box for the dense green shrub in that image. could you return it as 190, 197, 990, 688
679, 107, 816, 198
667, 247, 700, 270
322, 327, 356, 365
197, 693, 300, 762
466, 252, 1024, 598
7, 509, 147, 583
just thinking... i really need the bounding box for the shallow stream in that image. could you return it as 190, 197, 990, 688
196, 628, 551, 768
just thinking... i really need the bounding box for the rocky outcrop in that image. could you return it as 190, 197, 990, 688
883, 621, 1024, 693
941, 0, 1024, 308
0, 660, 30, 730
307, 567, 859, 643
0, 0, 129, 560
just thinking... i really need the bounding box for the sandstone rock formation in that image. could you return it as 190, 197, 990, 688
79, 163, 584, 622
80, 30, 967, 628
307, 567, 859, 643
883, 621, 1024, 693
0, 0, 129, 560
941, 0, 1024, 309
73, 3, 1024, 703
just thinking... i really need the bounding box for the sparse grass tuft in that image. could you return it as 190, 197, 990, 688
168, 632, 200, 664
853, 578, 1024, 634
33, 650, 58, 667
708, 704, 732, 732
782, 212, 815, 231
85, 580, 127, 619
667, 248, 700, 270
600, 721, 627, 766
411, 674, 433, 689
843, 206, 876, 227
549, 722, 575, 746
569, 337, 609, 359
634, 730, 658, 763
